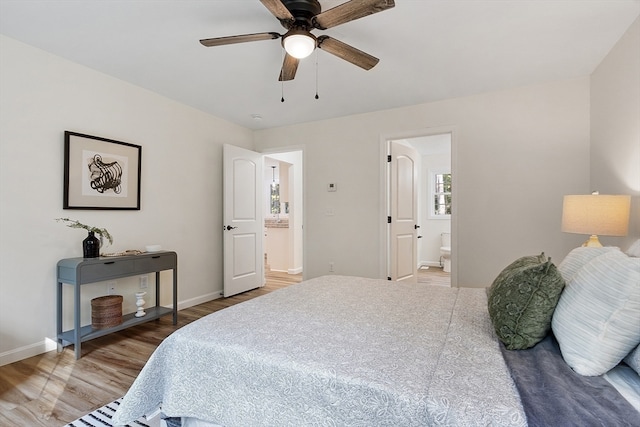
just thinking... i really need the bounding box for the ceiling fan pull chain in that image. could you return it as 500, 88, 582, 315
315, 49, 319, 100
281, 47, 285, 102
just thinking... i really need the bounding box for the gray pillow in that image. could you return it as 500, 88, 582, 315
488, 253, 566, 350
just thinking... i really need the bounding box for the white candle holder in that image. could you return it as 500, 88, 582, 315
135, 291, 147, 317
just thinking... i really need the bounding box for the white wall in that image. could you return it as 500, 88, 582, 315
590, 16, 640, 248
0, 35, 253, 365
254, 78, 591, 287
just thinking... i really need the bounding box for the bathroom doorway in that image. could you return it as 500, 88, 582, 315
385, 130, 453, 286
263, 151, 303, 278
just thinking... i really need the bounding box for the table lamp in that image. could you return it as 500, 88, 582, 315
561, 192, 631, 247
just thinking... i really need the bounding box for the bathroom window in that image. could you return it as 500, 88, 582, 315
431, 172, 451, 217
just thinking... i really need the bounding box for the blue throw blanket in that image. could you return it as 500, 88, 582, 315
500, 334, 639, 427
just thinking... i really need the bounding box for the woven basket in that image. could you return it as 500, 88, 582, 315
91, 295, 123, 329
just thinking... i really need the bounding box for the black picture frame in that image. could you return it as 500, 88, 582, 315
64, 131, 141, 210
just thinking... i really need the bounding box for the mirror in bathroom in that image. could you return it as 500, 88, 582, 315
270, 165, 280, 215
270, 182, 280, 214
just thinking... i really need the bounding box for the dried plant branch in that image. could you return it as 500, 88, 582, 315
55, 218, 113, 246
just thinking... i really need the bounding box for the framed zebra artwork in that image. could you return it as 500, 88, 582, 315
63, 131, 141, 210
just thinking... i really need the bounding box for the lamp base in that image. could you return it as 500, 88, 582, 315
582, 235, 603, 247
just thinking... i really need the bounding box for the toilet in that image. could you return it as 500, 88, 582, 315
440, 232, 451, 273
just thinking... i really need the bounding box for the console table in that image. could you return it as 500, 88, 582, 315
56, 251, 177, 359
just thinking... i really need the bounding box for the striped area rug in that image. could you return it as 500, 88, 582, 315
64, 398, 162, 427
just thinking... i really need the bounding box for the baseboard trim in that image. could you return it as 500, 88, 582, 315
419, 261, 442, 268
176, 291, 222, 311
0, 338, 58, 367
288, 267, 303, 274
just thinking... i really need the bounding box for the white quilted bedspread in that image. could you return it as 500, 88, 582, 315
114, 275, 526, 426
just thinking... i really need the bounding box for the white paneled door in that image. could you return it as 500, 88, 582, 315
389, 141, 419, 283
223, 144, 264, 297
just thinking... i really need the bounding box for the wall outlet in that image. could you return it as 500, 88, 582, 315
140, 275, 148, 289
329, 262, 334, 273
107, 282, 117, 295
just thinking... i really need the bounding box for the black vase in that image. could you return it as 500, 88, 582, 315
83, 231, 100, 258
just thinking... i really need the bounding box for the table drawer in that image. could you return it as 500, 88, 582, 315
134, 253, 176, 273
78, 260, 135, 283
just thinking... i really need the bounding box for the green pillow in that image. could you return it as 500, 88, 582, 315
488, 253, 565, 350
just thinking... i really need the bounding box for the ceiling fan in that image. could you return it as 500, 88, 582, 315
199, 0, 395, 81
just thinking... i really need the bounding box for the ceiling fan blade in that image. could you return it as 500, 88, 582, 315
279, 53, 299, 81
313, 0, 395, 30
317, 36, 379, 70
200, 32, 280, 47
259, 0, 294, 23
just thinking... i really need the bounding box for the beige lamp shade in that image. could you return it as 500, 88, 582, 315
562, 194, 631, 246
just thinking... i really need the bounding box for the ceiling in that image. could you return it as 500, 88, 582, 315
1, 1, 638, 130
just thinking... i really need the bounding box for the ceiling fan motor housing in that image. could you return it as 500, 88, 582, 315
281, 0, 322, 29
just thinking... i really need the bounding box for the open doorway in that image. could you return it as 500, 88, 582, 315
263, 151, 303, 279
385, 131, 453, 286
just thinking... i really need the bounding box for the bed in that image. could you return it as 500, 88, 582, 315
113, 247, 640, 427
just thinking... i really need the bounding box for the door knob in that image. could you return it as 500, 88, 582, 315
224, 225, 238, 231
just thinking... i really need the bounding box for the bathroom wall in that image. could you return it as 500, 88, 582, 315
264, 158, 288, 271
263, 152, 303, 274
420, 151, 452, 266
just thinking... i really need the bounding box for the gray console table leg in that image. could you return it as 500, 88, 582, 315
155, 271, 160, 308
74, 281, 81, 359
57, 281, 63, 352
173, 267, 178, 325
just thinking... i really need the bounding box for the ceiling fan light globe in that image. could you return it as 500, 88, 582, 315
284, 33, 316, 59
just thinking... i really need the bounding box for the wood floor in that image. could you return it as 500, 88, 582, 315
0, 271, 301, 427
417, 266, 451, 286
